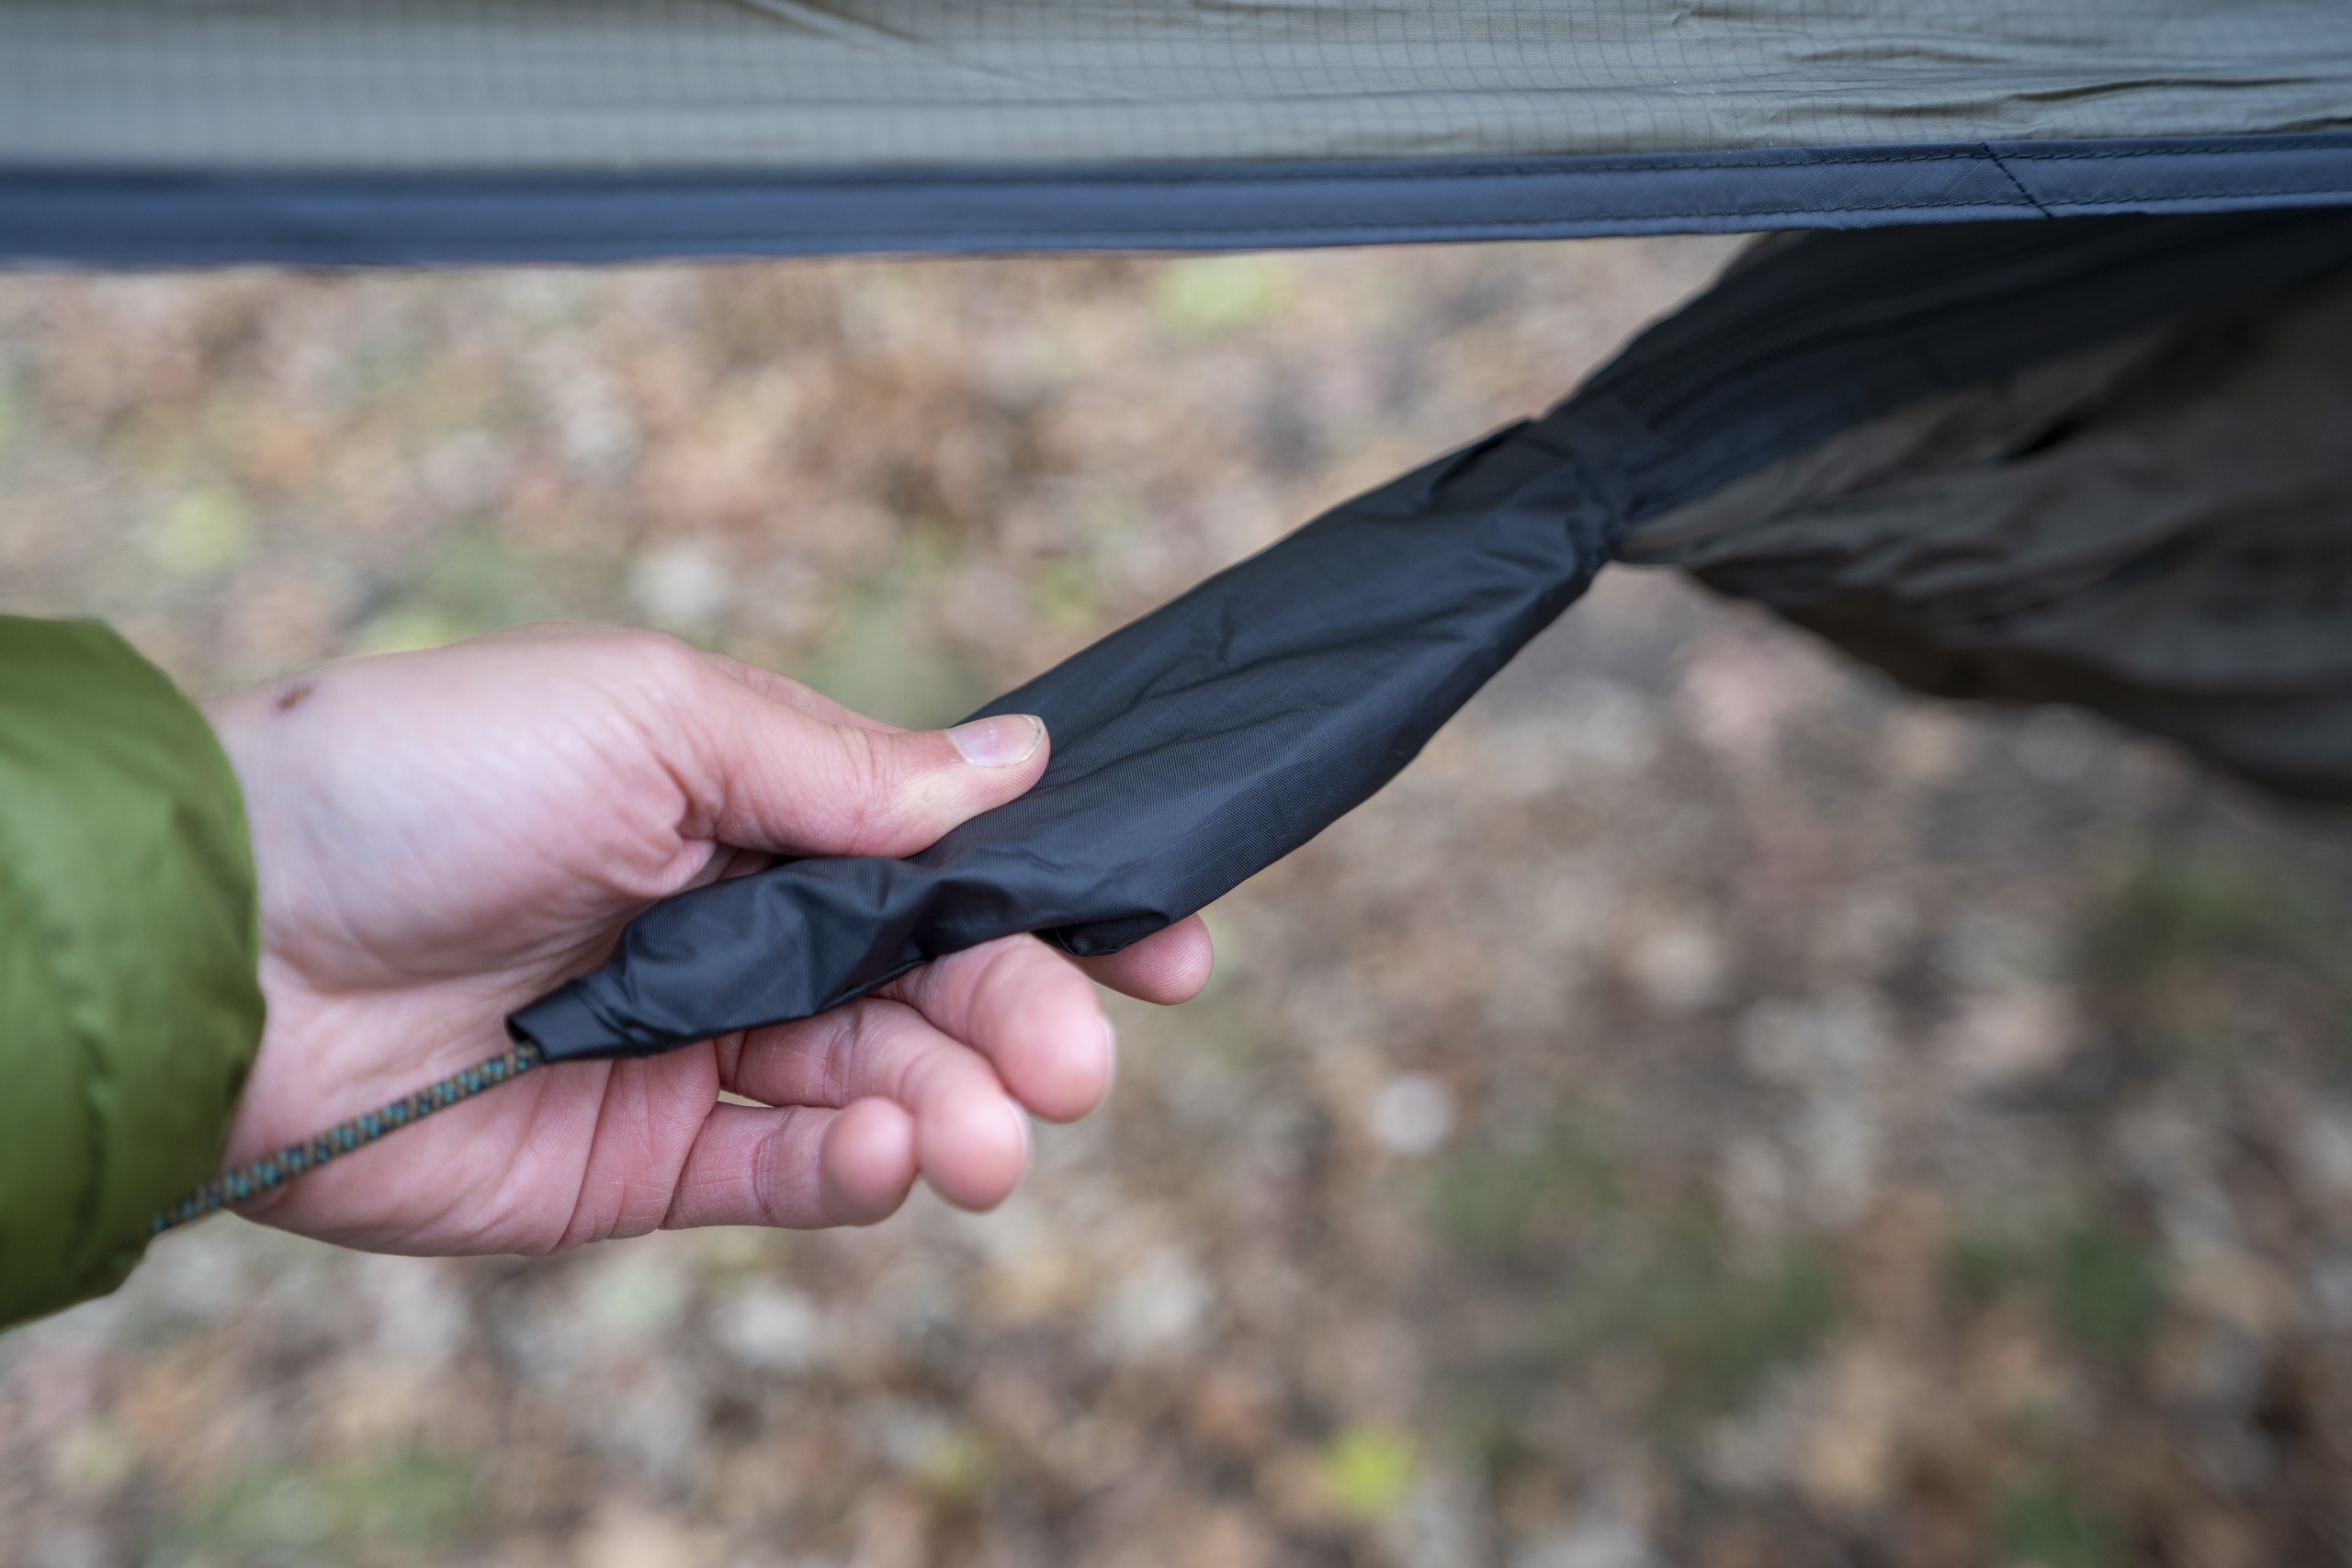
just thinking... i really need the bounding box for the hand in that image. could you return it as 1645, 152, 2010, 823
201, 624, 1212, 1256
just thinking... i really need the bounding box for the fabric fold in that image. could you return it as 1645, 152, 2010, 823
512, 209, 2352, 1061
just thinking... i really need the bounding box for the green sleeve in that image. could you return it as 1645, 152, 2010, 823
0, 617, 265, 1329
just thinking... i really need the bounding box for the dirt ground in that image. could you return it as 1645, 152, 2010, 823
3, 237, 2349, 1568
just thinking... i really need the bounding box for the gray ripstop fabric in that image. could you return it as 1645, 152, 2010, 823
510, 210, 2352, 1061
3, 1, 2349, 172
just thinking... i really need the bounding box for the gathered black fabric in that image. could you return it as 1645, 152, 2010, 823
510, 209, 2352, 1061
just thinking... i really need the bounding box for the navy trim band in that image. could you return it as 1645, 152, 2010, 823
6, 132, 2352, 266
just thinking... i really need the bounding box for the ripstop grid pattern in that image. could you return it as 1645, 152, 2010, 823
1, 1, 2347, 171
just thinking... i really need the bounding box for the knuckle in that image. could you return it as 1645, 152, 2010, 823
752, 1122, 796, 1229
583, 626, 705, 709
822, 1010, 867, 1109
625, 628, 706, 689
834, 723, 920, 845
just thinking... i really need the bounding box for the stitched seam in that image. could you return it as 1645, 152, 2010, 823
21, 196, 2351, 255
1981, 143, 2055, 218
0, 150, 2030, 186
1996, 141, 2352, 163
237, 192, 2352, 247
11, 143, 2352, 254
14, 134, 2352, 190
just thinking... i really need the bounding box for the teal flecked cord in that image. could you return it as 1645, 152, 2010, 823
149, 1040, 546, 1235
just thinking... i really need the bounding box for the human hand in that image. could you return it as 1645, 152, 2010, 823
201, 624, 1212, 1256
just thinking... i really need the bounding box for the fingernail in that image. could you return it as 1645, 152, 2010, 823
946, 713, 1044, 767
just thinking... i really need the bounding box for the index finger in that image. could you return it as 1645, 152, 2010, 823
1071, 916, 1215, 1005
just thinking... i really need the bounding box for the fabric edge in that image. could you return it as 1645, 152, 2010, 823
5, 133, 2352, 268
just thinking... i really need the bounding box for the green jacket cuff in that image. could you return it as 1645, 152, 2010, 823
0, 617, 265, 1329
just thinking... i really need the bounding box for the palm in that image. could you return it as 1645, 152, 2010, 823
203, 626, 1210, 1256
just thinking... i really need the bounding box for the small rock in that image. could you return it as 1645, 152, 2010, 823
1512, 1517, 1655, 1568
632, 537, 733, 630
1623, 917, 1725, 1014
1937, 987, 2079, 1091
711, 1282, 831, 1373
582, 1506, 720, 1568
1091, 1247, 1214, 1360
1369, 1073, 1456, 1156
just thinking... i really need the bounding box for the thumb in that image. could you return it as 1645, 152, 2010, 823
682, 672, 1049, 858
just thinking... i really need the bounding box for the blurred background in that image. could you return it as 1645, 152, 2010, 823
2, 236, 2349, 1568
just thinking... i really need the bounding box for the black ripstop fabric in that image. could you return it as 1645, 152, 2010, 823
509, 209, 2352, 1061
1619, 272, 2352, 801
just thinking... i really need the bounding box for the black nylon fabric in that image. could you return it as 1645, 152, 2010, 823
510, 209, 2352, 1061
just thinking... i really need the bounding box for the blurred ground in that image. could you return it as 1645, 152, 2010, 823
3, 238, 2350, 1568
